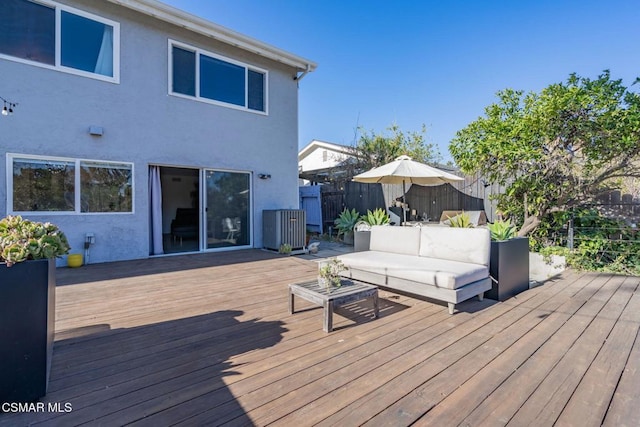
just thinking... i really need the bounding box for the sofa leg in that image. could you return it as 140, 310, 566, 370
478, 292, 484, 302
448, 303, 455, 315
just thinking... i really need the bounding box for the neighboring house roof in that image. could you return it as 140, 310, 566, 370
106, 0, 317, 75
298, 140, 353, 162
298, 140, 356, 183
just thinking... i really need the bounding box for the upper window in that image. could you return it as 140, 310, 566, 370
8, 154, 133, 214
170, 40, 267, 113
0, 0, 119, 83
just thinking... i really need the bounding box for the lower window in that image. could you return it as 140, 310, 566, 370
80, 161, 133, 212
9, 155, 133, 213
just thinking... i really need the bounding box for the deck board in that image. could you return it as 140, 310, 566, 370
556, 280, 640, 427
323, 270, 584, 426
507, 274, 636, 426
603, 308, 640, 427
0, 250, 638, 426
421, 272, 623, 426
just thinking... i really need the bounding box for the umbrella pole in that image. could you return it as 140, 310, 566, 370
402, 181, 407, 225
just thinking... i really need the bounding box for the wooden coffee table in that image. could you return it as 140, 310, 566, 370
289, 280, 379, 332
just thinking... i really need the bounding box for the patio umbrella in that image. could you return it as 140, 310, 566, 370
352, 155, 464, 223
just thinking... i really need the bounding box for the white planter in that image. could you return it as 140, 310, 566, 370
530, 252, 566, 282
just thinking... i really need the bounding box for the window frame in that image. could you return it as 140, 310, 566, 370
0, 0, 120, 83
7, 153, 134, 215
168, 39, 268, 115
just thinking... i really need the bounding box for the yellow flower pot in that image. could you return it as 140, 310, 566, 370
67, 254, 83, 268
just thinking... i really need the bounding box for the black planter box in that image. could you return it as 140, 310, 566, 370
486, 237, 530, 301
0, 259, 55, 403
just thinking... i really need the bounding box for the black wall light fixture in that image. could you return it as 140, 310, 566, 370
258, 173, 271, 180
0, 96, 17, 116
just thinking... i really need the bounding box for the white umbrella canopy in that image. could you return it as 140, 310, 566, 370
352, 155, 464, 186
352, 155, 464, 223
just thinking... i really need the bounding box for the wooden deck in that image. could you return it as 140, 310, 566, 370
1, 250, 639, 426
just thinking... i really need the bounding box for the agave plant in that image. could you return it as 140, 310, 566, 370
446, 212, 473, 228
0, 215, 70, 267
487, 219, 517, 241
334, 208, 360, 237
359, 208, 390, 226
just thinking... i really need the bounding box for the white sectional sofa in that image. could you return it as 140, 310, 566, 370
336, 225, 492, 314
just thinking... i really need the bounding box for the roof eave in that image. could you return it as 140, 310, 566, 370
298, 140, 354, 160
106, 0, 317, 72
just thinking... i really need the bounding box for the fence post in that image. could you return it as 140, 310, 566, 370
567, 218, 574, 250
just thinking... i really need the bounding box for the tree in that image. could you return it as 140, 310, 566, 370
350, 123, 441, 172
449, 71, 640, 237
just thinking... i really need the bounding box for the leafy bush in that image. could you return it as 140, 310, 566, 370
487, 219, 517, 241
334, 208, 360, 236
0, 215, 70, 267
531, 208, 640, 275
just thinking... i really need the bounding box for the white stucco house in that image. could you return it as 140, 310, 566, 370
1, 0, 316, 263
298, 140, 355, 184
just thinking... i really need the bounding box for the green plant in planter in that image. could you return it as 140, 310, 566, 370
0, 215, 70, 267
446, 212, 473, 228
318, 258, 348, 287
359, 208, 390, 226
487, 219, 517, 241
1, 215, 69, 403
334, 208, 360, 237
486, 218, 529, 301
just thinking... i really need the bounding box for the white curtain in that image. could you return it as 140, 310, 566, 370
94, 25, 113, 77
149, 166, 164, 255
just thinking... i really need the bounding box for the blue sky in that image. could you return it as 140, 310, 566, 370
163, 0, 640, 163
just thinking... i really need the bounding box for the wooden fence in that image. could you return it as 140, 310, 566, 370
404, 183, 485, 222
320, 182, 386, 232
319, 181, 485, 232
315, 177, 640, 234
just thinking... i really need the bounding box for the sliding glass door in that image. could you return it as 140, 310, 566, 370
204, 170, 251, 249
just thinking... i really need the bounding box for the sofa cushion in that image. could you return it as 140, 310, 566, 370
419, 227, 490, 266
338, 251, 488, 290
369, 225, 421, 256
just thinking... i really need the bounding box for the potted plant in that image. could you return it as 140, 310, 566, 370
318, 258, 349, 288
334, 208, 360, 245
354, 208, 390, 252
445, 211, 474, 228
485, 219, 530, 301
0, 215, 70, 403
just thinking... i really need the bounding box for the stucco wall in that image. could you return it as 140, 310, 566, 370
0, 0, 303, 264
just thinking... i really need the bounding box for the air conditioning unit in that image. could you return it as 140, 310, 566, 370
263, 209, 306, 253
